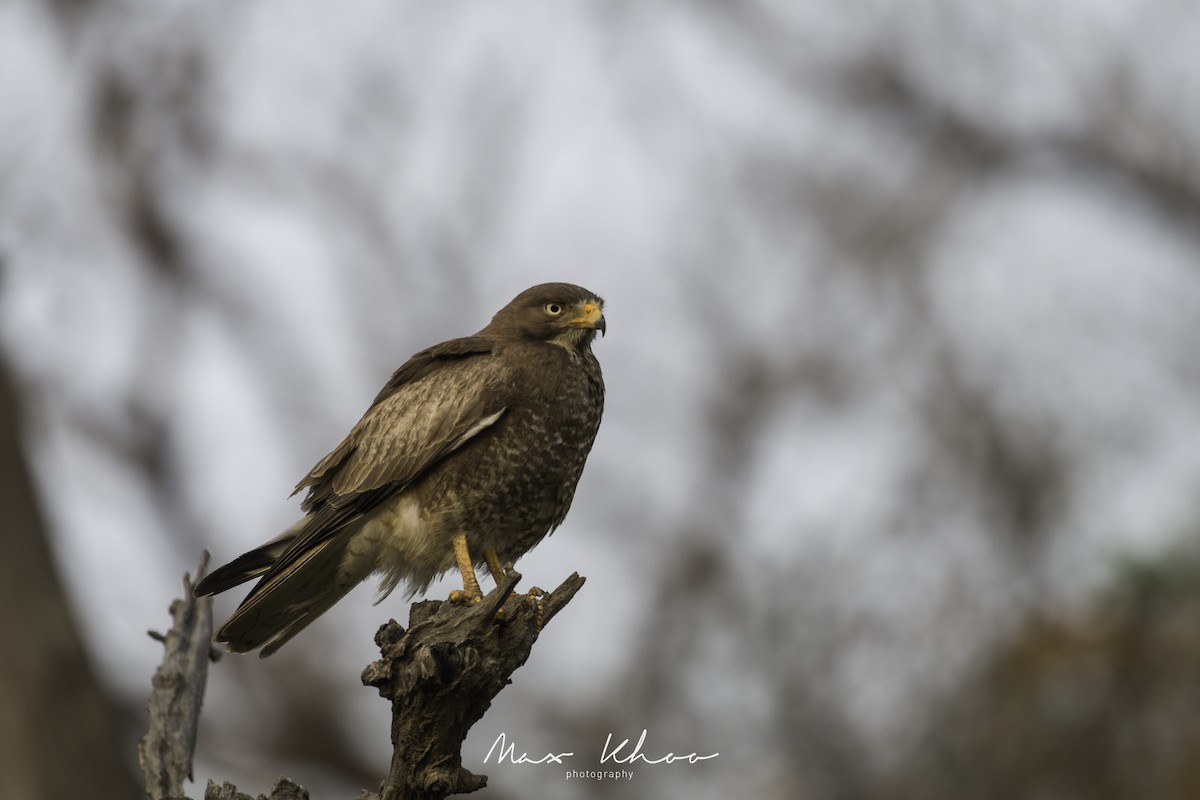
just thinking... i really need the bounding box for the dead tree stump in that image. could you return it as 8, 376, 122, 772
362, 570, 586, 800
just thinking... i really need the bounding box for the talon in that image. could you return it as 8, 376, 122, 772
448, 588, 483, 605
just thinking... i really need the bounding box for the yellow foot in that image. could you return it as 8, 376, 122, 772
525, 586, 547, 633
448, 587, 483, 604
450, 533, 484, 604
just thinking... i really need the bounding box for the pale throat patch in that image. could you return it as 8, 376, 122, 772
549, 327, 593, 357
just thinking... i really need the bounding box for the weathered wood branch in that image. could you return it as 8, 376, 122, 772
140, 553, 219, 800
203, 776, 311, 800
363, 570, 586, 800
140, 556, 584, 800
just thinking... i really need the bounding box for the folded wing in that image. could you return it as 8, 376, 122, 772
204, 338, 511, 653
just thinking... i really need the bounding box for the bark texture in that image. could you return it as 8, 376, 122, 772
140, 553, 218, 800
203, 776, 311, 800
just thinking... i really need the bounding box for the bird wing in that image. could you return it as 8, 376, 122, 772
247, 337, 509, 593
295, 335, 505, 509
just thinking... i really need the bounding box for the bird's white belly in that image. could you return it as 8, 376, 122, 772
340, 493, 429, 600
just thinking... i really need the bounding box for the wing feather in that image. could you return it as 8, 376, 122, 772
293, 335, 499, 507
323, 364, 507, 500
253, 338, 508, 596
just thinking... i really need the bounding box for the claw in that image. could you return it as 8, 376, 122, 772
448, 587, 483, 605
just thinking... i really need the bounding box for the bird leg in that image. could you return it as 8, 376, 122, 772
479, 546, 548, 630
448, 533, 484, 604
447, 538, 544, 630
482, 547, 518, 620
484, 547, 510, 582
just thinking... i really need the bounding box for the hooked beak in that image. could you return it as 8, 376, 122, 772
566, 302, 606, 336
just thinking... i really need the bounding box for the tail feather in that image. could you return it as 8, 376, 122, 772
194, 539, 292, 596
256, 588, 349, 657
212, 532, 360, 656
194, 521, 306, 597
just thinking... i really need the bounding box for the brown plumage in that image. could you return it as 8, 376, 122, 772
194, 283, 605, 656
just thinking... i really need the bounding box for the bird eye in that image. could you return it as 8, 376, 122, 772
544, 303, 564, 316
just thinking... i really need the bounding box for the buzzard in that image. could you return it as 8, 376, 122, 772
195, 283, 606, 656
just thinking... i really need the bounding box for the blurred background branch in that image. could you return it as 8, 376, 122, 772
0, 350, 139, 800
139, 554, 216, 800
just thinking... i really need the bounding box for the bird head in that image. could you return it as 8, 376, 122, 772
488, 283, 606, 350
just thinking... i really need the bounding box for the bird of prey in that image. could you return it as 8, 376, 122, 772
194, 282, 605, 656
